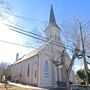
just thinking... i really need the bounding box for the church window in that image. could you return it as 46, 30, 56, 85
44, 60, 49, 78
27, 64, 29, 77
35, 70, 36, 78
58, 36, 60, 41
55, 35, 57, 40
35, 60, 37, 64
20, 67, 22, 77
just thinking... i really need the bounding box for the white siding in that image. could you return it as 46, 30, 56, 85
10, 55, 39, 85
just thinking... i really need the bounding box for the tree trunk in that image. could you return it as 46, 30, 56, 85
68, 50, 77, 76
61, 50, 71, 90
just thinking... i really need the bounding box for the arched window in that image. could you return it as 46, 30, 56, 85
20, 67, 22, 77
44, 60, 49, 78
35, 70, 36, 78
58, 36, 60, 41
55, 35, 57, 40
27, 64, 29, 77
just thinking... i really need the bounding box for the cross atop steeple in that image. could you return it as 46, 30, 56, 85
49, 5, 56, 25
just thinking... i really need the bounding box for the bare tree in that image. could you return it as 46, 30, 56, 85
60, 20, 90, 90
0, 62, 10, 81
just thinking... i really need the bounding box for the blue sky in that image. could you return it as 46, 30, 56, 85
0, 0, 90, 71
8, 0, 90, 24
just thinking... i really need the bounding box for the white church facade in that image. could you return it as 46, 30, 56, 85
10, 5, 75, 87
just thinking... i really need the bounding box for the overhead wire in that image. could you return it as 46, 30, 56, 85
7, 19, 24, 29
0, 39, 34, 48
8, 27, 47, 42
4, 11, 62, 26
6, 19, 46, 46
7, 24, 46, 39
5, 11, 47, 24
1, 9, 90, 32
0, 19, 41, 48
6, 24, 74, 52
6, 19, 73, 51
0, 10, 74, 51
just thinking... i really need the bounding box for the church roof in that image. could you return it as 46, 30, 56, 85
14, 49, 38, 64
14, 43, 49, 64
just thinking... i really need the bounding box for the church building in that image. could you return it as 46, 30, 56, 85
10, 5, 75, 87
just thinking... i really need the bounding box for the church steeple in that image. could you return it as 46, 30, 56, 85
49, 5, 56, 25
44, 5, 61, 41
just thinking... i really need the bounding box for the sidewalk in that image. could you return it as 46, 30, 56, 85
8, 82, 47, 90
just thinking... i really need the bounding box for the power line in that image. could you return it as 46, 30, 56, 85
6, 20, 72, 50
5, 11, 48, 24
9, 28, 47, 42
0, 39, 33, 48
6, 24, 73, 51
7, 24, 63, 45
2, 9, 90, 30
0, 39, 42, 50
6, 20, 73, 51
7, 24, 46, 39
7, 19, 24, 29
3, 19, 47, 43
3, 11, 62, 27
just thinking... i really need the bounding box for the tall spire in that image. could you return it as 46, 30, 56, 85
49, 5, 56, 25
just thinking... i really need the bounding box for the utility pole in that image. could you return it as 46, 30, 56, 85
79, 22, 89, 90
61, 49, 77, 90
